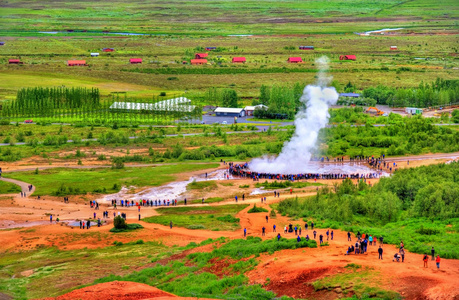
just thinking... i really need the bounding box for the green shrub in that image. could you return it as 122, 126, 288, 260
113, 216, 127, 230
248, 204, 268, 213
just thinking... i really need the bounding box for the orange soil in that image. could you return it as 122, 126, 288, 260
38, 281, 219, 300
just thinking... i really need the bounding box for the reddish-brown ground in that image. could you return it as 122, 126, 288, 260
1, 152, 459, 299
39, 281, 219, 300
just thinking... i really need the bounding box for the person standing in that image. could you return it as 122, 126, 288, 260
378, 246, 383, 260
399, 247, 405, 262
49, 215, 53, 223
347, 232, 351, 241
170, 221, 173, 229
294, 226, 298, 235
242, 194, 245, 201
265, 215, 269, 223
319, 234, 323, 245
313, 230, 317, 239
431, 247, 435, 261
273, 224, 276, 232
331, 230, 334, 240
423, 253, 429, 268
436, 255, 441, 269
277, 233, 281, 241
262, 227, 266, 236
305, 223, 308, 230
326, 230, 329, 241
235, 196, 238, 203
297, 236, 301, 243
244, 228, 247, 237
79, 220, 82, 229
311, 222, 314, 230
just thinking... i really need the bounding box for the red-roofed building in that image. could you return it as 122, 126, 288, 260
287, 57, 303, 63
206, 47, 217, 51
129, 58, 142, 64
8, 59, 23, 64
67, 60, 87, 66
195, 53, 208, 59
339, 55, 356, 61
191, 59, 207, 65
390, 46, 398, 50
102, 48, 114, 52
232, 57, 246, 63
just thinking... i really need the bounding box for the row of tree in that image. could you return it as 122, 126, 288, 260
1, 88, 201, 124
363, 78, 459, 107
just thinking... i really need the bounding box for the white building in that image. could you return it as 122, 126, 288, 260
244, 104, 268, 116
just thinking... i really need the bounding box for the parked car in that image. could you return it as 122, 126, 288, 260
222, 121, 228, 125
24, 119, 33, 123
200, 121, 205, 124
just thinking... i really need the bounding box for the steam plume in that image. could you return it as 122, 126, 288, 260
249, 56, 339, 174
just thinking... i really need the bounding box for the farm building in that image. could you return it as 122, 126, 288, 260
339, 55, 356, 61
8, 59, 23, 64
339, 93, 361, 98
232, 57, 246, 63
109, 97, 196, 113
129, 58, 142, 64
0, 42, 5, 46
90, 53, 99, 57
67, 60, 87, 66
195, 53, 208, 59
287, 57, 303, 63
299, 46, 314, 50
214, 107, 245, 117
102, 48, 114, 52
390, 46, 398, 50
205, 47, 217, 51
191, 59, 207, 65
244, 104, 268, 116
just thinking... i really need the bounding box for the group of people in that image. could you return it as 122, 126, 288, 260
423, 247, 441, 269
228, 162, 381, 181
78, 219, 101, 229
345, 232, 382, 256
110, 198, 187, 208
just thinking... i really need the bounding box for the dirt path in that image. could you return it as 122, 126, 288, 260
0, 177, 35, 195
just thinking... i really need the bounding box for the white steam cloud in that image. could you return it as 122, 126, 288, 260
249, 56, 339, 174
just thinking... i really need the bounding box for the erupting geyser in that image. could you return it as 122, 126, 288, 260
249, 56, 339, 174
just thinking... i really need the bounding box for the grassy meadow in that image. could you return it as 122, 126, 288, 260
3, 163, 219, 196
143, 204, 248, 231
0, 34, 457, 101
0, 0, 457, 34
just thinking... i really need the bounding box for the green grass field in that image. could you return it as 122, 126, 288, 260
0, 180, 21, 194
0, 0, 457, 34
3, 163, 219, 196
143, 204, 248, 231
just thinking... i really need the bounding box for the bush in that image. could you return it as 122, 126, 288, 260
216, 214, 240, 223
248, 204, 269, 213
113, 216, 127, 230
110, 222, 143, 233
